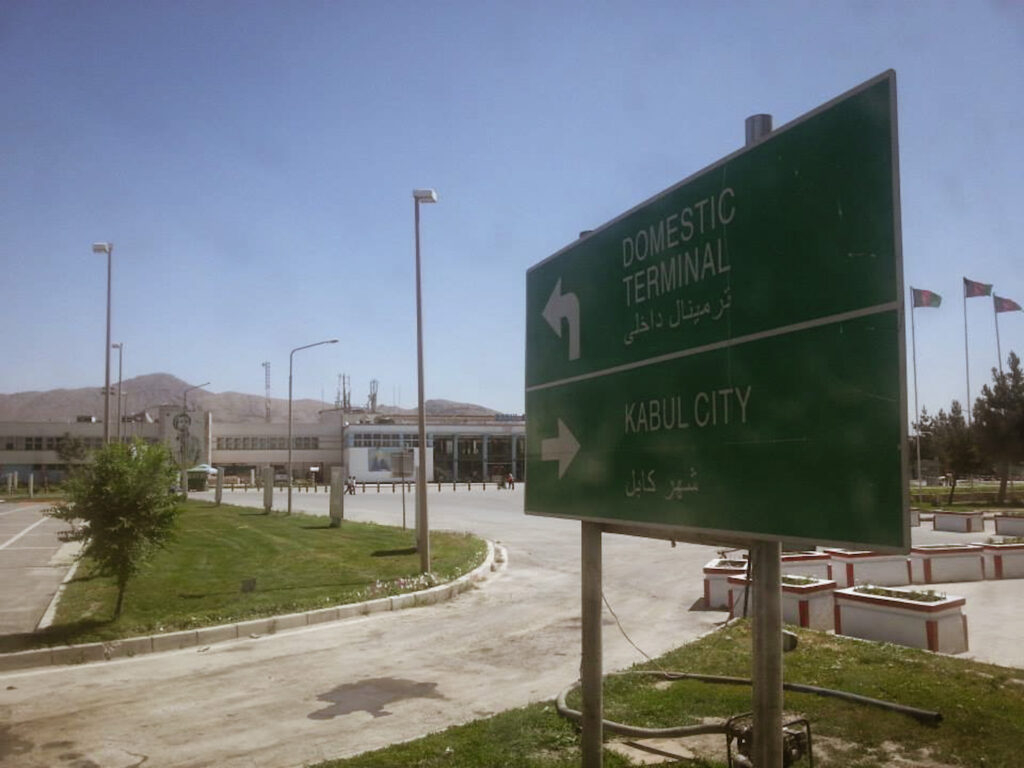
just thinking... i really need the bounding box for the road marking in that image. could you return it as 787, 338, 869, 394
0, 516, 50, 550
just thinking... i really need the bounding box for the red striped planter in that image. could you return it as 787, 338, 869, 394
834, 586, 968, 654
909, 544, 985, 584
702, 558, 748, 609
824, 549, 910, 587
780, 551, 831, 580
932, 510, 985, 533
993, 514, 1024, 537
982, 542, 1024, 579
727, 575, 837, 631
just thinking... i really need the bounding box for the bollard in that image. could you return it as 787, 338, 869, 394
437, 482, 441, 492
28, 474, 34, 499
452, 482, 456, 491
392, 483, 395, 493
376, 482, 380, 493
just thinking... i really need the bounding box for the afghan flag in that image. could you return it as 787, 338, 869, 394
911, 287, 942, 308
964, 277, 993, 298
994, 295, 1023, 313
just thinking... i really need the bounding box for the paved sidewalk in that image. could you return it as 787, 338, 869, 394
0, 502, 77, 637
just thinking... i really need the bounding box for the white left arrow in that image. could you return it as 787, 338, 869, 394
541, 418, 581, 479
542, 278, 581, 361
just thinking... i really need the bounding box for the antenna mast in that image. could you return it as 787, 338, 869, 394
368, 379, 378, 413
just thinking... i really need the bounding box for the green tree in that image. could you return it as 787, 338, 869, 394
55, 432, 88, 464
973, 351, 1024, 504
931, 401, 982, 505
49, 440, 181, 618
910, 406, 938, 483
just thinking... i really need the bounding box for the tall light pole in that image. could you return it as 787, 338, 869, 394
112, 342, 124, 443
181, 382, 209, 491
413, 188, 437, 573
92, 242, 113, 444
289, 339, 338, 515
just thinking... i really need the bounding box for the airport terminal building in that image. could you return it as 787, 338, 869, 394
0, 407, 525, 486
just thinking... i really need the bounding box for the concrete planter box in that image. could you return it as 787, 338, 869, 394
727, 575, 837, 631
825, 549, 910, 587
779, 552, 831, 580
910, 544, 986, 584
702, 558, 748, 609
834, 585, 968, 654
983, 542, 1024, 579
910, 507, 921, 527
933, 510, 985, 533
994, 514, 1024, 537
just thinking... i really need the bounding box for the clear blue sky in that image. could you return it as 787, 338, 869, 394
1, 1, 1021, 419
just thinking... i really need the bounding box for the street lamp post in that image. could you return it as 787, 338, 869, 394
92, 242, 113, 444
288, 339, 338, 515
181, 382, 209, 491
112, 342, 124, 443
413, 188, 437, 573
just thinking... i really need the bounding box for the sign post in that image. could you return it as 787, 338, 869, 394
525, 72, 905, 767
744, 111, 784, 768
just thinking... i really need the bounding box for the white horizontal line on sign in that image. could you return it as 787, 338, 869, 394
526, 301, 900, 394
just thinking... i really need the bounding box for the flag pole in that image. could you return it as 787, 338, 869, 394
963, 280, 972, 426
994, 296, 1004, 375
911, 288, 922, 491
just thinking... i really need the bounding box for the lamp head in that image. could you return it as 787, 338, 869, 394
92, 242, 112, 254
413, 189, 438, 204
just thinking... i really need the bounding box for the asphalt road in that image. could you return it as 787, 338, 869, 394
3, 488, 1022, 768
1, 487, 728, 768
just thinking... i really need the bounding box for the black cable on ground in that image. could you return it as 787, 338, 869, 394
555, 670, 942, 739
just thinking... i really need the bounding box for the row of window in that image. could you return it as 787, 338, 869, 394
215, 437, 320, 451
2, 436, 106, 451
1, 436, 156, 451
352, 433, 422, 448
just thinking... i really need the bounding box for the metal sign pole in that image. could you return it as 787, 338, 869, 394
581, 521, 603, 767
751, 539, 783, 767
746, 112, 783, 768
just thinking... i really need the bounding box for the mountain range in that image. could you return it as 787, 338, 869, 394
0, 373, 499, 423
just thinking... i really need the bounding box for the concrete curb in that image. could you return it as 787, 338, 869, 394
0, 540, 502, 673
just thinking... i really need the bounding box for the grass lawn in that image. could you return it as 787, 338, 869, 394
318, 621, 1024, 768
28, 500, 486, 647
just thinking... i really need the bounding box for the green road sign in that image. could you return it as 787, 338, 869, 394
525, 71, 908, 551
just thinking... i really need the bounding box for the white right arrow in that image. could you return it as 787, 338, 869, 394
541, 418, 581, 479
542, 278, 581, 361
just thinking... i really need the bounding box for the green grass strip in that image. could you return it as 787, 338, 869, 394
26, 500, 486, 647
